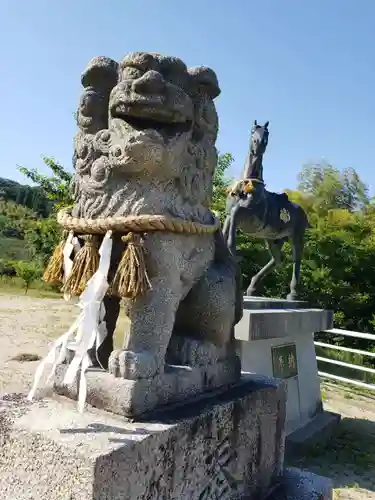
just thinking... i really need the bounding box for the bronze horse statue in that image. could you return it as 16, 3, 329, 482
222, 121, 309, 300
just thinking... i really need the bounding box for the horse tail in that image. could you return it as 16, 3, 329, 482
304, 214, 312, 229
295, 203, 311, 229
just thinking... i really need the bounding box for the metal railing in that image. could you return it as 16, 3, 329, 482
314, 328, 375, 391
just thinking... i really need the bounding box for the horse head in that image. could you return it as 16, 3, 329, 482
250, 120, 269, 157
241, 120, 269, 181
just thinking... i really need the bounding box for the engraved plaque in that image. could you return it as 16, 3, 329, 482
271, 343, 298, 379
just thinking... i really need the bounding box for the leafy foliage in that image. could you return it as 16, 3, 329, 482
0, 177, 50, 217
211, 158, 375, 343
12, 156, 74, 263
0, 199, 38, 238
297, 162, 369, 214
2, 154, 375, 353
13, 261, 42, 293
18, 156, 73, 211
211, 153, 234, 218
0, 157, 73, 292
24, 217, 62, 265
0, 156, 73, 219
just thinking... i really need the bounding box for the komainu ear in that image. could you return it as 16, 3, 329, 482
264, 121, 269, 129
188, 66, 221, 99
81, 56, 119, 91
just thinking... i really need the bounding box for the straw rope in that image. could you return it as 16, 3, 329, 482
57, 208, 220, 235
47, 207, 221, 298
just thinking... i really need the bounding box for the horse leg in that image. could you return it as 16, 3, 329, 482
246, 239, 283, 296
222, 214, 231, 243
226, 209, 238, 257
287, 231, 304, 301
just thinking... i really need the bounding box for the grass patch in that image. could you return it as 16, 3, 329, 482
321, 378, 375, 400
0, 277, 60, 299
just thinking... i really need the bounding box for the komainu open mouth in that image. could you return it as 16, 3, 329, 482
112, 103, 192, 138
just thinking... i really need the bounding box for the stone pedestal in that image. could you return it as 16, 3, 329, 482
54, 337, 241, 419
0, 376, 286, 500
235, 297, 340, 452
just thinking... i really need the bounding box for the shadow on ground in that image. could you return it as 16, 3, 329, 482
288, 417, 375, 493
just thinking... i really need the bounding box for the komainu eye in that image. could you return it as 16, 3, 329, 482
121, 66, 144, 80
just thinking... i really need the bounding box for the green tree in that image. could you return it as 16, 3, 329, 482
17, 156, 73, 263
0, 199, 38, 237
18, 156, 73, 211
14, 261, 42, 293
24, 217, 62, 265
0, 177, 49, 216
212, 152, 234, 218
297, 162, 369, 215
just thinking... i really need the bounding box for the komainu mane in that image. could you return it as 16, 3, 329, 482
71, 52, 220, 224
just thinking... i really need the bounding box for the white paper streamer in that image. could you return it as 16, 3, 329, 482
28, 230, 113, 413
62, 231, 74, 282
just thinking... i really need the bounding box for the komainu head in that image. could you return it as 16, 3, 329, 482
72, 52, 221, 221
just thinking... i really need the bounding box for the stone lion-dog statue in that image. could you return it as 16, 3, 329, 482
29, 52, 243, 416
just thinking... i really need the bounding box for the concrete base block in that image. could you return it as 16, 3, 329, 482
236, 297, 337, 446
0, 376, 286, 500
285, 410, 341, 458
54, 354, 241, 418
269, 467, 333, 499
236, 308, 334, 341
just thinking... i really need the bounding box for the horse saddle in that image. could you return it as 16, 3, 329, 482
267, 191, 289, 203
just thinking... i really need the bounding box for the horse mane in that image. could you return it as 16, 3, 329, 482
227, 179, 264, 196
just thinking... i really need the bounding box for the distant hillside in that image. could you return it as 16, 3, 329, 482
0, 236, 31, 261
0, 177, 52, 217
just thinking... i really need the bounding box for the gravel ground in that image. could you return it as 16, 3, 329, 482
0, 293, 75, 395
1, 293, 375, 499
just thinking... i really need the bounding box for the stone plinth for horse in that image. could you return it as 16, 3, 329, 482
235, 296, 341, 456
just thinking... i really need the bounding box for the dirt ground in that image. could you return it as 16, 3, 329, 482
0, 293, 75, 394
1, 292, 375, 499
291, 382, 375, 499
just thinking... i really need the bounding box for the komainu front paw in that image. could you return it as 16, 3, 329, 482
108, 349, 161, 380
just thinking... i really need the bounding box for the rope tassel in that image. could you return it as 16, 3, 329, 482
42, 231, 68, 285
111, 232, 152, 299
62, 235, 100, 297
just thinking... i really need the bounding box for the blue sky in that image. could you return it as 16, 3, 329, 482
0, 0, 374, 193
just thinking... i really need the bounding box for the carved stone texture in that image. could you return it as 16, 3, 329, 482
71, 51, 221, 222
67, 52, 243, 415
54, 350, 241, 418
0, 377, 286, 500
